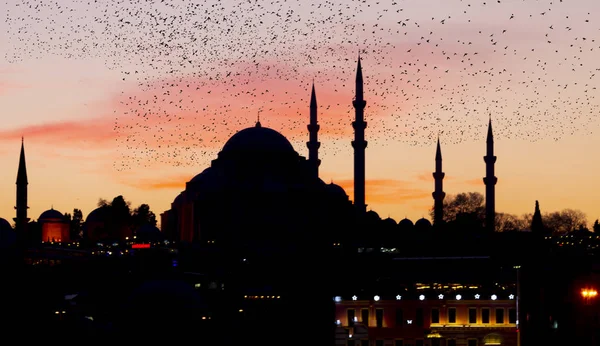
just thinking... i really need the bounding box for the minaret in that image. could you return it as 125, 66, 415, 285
432, 136, 446, 226
352, 55, 368, 213
483, 117, 497, 232
306, 82, 320, 178
14, 137, 30, 236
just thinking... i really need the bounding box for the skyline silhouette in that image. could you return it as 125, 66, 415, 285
1, 0, 600, 226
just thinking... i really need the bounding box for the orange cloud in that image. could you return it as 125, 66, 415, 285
119, 173, 194, 191
334, 179, 430, 204
464, 178, 483, 186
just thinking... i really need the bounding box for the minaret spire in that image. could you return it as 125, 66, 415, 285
483, 116, 497, 232
15, 137, 30, 239
307, 82, 321, 178
352, 54, 368, 213
432, 135, 446, 226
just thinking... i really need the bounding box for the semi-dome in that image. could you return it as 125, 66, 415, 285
172, 191, 186, 206
39, 208, 63, 221
190, 168, 212, 183
326, 182, 348, 199
220, 122, 296, 156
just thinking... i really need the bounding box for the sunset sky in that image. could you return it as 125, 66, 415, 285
1, 0, 599, 227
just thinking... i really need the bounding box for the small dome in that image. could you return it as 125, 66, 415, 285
382, 217, 397, 227
85, 206, 109, 223
415, 217, 432, 229
220, 124, 296, 157
39, 208, 63, 221
0, 218, 11, 231
0, 218, 15, 248
366, 210, 381, 220
398, 218, 414, 228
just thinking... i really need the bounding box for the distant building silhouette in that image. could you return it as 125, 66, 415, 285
432, 136, 446, 226
307, 82, 320, 179
531, 200, 545, 235
352, 55, 368, 214
483, 117, 497, 232
14, 137, 29, 242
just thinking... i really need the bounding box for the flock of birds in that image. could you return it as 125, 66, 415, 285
4, 0, 600, 170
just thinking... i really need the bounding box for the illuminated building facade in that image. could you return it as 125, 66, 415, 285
334, 291, 517, 346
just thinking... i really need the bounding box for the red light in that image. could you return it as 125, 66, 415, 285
132, 244, 150, 249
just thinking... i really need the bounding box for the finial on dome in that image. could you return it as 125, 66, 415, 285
256, 111, 261, 128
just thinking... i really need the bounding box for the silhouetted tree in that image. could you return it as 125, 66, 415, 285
594, 219, 600, 234
543, 209, 587, 234
70, 208, 83, 239
495, 212, 521, 232
429, 192, 485, 224
132, 204, 157, 229
97, 198, 110, 207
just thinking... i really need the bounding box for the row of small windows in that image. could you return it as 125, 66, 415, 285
348, 339, 477, 346
347, 307, 517, 327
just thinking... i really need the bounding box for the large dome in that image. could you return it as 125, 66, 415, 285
220, 122, 296, 156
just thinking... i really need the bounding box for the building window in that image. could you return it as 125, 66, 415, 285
396, 308, 404, 327
448, 307, 456, 323
348, 309, 356, 327
395, 340, 404, 346
416, 340, 424, 346
348, 340, 356, 346
376, 340, 384, 346
508, 308, 517, 324
496, 308, 505, 324
360, 340, 369, 346
376, 308, 384, 328
362, 309, 370, 326
468, 308, 477, 324
447, 339, 456, 346
415, 308, 424, 326
481, 308, 490, 324
467, 339, 478, 346
431, 339, 440, 346
431, 308, 440, 324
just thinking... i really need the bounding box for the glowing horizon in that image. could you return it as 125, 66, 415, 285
1, 0, 599, 228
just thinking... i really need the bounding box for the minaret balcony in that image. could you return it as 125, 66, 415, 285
307, 124, 320, 132
351, 140, 368, 149
483, 155, 497, 164
352, 99, 366, 108
352, 121, 367, 130
483, 176, 498, 185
